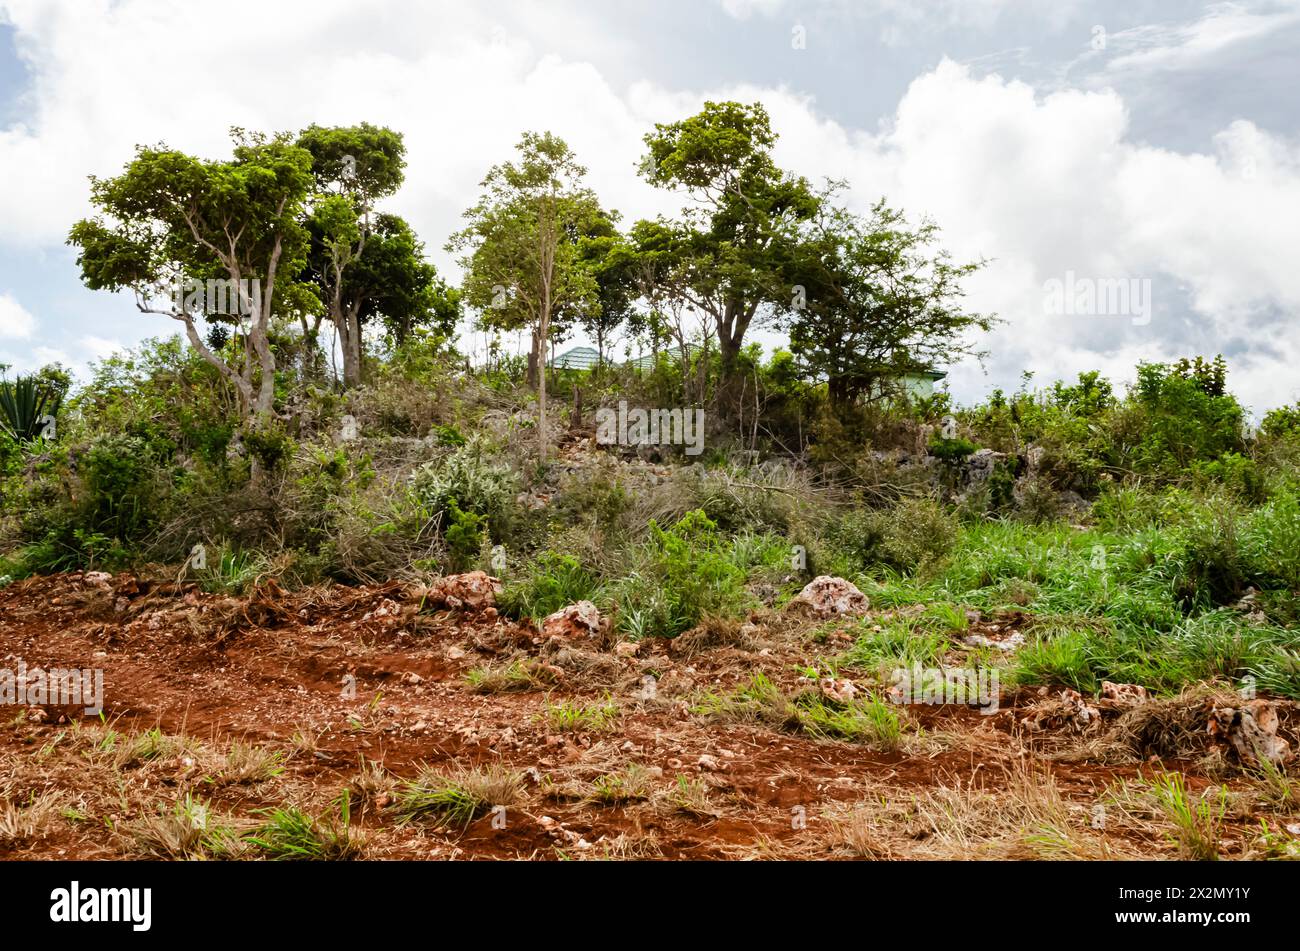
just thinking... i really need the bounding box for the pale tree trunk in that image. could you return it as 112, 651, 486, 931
535, 196, 558, 460
168, 307, 253, 412
251, 241, 282, 424
538, 298, 550, 459
327, 225, 367, 389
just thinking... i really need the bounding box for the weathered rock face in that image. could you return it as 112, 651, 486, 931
542, 600, 605, 640
785, 576, 870, 619
965, 448, 1008, 484
1209, 699, 1293, 767
415, 571, 501, 612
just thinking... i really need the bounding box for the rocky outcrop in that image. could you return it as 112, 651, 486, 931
542, 600, 605, 640
1209, 699, 1293, 767
785, 576, 870, 619
414, 571, 501, 612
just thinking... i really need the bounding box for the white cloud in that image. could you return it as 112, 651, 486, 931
77, 335, 123, 362
853, 60, 1300, 413
31, 345, 67, 364
0, 292, 36, 338
714, 0, 1081, 33
717, 0, 787, 20
1103, 2, 1300, 74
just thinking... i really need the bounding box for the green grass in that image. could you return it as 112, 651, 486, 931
129, 794, 242, 860
694, 673, 907, 751
856, 509, 1300, 701
1148, 772, 1226, 861
395, 765, 522, 827
499, 552, 602, 622
464, 659, 553, 693
798, 692, 905, 750
840, 616, 950, 672
588, 764, 656, 804
247, 791, 362, 860
540, 696, 620, 733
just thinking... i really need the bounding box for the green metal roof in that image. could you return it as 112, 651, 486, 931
549, 346, 600, 370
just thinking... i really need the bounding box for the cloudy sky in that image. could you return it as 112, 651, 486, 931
0, 0, 1297, 412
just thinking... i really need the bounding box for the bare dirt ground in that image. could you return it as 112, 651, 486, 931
1, 571, 1296, 860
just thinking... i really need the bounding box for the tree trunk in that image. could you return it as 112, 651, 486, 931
713, 297, 756, 426
537, 309, 549, 459
341, 306, 363, 388
525, 326, 540, 390
716, 324, 744, 420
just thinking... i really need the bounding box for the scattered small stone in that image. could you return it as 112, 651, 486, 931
820, 678, 857, 703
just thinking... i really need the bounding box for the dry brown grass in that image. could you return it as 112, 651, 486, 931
0, 789, 66, 848
824, 763, 1148, 860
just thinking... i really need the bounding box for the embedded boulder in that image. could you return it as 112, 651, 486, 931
1208, 699, 1293, 767
542, 600, 605, 641
785, 576, 869, 619
1100, 681, 1149, 705
415, 571, 501, 612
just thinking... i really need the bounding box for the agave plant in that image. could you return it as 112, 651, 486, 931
0, 371, 62, 442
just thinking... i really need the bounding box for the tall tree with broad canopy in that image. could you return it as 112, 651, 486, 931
307, 210, 461, 357
639, 101, 820, 417
450, 131, 605, 458
783, 198, 994, 412
297, 122, 408, 387
67, 129, 314, 431
356, 213, 461, 347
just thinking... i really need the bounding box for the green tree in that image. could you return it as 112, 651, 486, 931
1122, 357, 1245, 471
297, 123, 409, 387
68, 130, 314, 431
639, 101, 820, 415
574, 213, 637, 367
783, 198, 993, 412
450, 131, 605, 457
347, 213, 460, 349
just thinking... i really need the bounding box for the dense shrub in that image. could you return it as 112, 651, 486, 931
826, 496, 957, 575
410, 437, 518, 540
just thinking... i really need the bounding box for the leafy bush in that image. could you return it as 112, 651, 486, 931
499, 552, 601, 621
1117, 359, 1245, 475
410, 438, 517, 539
1262, 403, 1300, 439
929, 436, 977, 462
443, 498, 487, 572
614, 510, 752, 638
